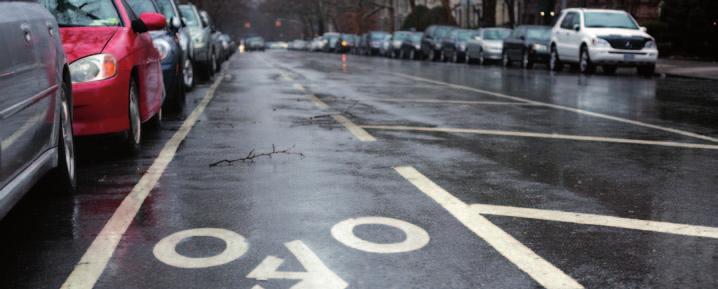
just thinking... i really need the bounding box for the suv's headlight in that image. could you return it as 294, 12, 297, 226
153, 38, 171, 60
70, 54, 117, 83
644, 40, 656, 49
592, 37, 611, 47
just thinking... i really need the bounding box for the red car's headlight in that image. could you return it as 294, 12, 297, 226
70, 54, 117, 83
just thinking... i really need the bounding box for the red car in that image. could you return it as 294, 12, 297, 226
44, 0, 167, 151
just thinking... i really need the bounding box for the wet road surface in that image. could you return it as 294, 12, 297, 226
1, 50, 717, 289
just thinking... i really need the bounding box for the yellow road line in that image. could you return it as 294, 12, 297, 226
332, 115, 376, 142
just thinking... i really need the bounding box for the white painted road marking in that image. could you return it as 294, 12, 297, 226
332, 115, 377, 142
471, 204, 718, 239
395, 166, 584, 289
379, 98, 542, 106
309, 94, 329, 109
393, 72, 718, 143
331, 216, 430, 253
361, 125, 718, 150
60, 73, 226, 289
153, 228, 249, 268
293, 83, 306, 92
248, 240, 348, 289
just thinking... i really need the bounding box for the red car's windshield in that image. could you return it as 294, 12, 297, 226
42, 0, 121, 27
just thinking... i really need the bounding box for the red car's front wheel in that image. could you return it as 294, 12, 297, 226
125, 79, 142, 153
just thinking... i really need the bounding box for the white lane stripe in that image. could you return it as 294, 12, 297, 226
309, 95, 329, 109
293, 83, 306, 92
332, 115, 376, 142
361, 125, 718, 150
60, 73, 226, 289
471, 204, 718, 239
379, 98, 542, 106
392, 72, 718, 143
394, 166, 583, 289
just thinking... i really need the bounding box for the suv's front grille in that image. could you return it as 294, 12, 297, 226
599, 36, 649, 50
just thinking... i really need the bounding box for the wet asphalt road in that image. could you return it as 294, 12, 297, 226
1, 50, 717, 289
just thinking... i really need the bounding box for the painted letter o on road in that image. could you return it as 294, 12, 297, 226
153, 228, 249, 268
331, 217, 430, 253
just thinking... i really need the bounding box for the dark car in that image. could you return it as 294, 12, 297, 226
399, 32, 424, 60
364, 31, 390, 56
155, 0, 196, 91
336, 34, 356, 53
321, 32, 340, 52
502, 25, 552, 69
421, 25, 457, 61
1, 0, 76, 219
441, 29, 478, 63
127, 0, 185, 110
387, 31, 413, 58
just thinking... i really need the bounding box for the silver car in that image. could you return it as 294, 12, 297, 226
179, 4, 219, 80
0, 1, 76, 219
156, 0, 196, 90
466, 28, 513, 65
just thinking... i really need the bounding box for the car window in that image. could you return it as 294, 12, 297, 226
41, 0, 122, 27
526, 28, 551, 40
483, 29, 511, 40
179, 5, 199, 27
154, 0, 176, 19
560, 12, 575, 29
126, 0, 157, 14
457, 30, 475, 41
584, 12, 639, 29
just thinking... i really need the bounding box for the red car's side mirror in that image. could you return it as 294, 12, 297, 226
133, 13, 167, 33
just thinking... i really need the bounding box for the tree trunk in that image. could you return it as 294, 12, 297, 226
483, 0, 496, 27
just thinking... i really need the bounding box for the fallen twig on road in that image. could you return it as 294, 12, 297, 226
209, 145, 305, 167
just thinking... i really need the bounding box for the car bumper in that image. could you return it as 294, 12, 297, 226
590, 48, 658, 65
484, 50, 503, 60
72, 74, 131, 136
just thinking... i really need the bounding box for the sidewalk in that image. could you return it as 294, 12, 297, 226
656, 59, 718, 80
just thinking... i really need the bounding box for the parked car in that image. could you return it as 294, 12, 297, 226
399, 32, 424, 60
0, 0, 76, 219
218, 33, 233, 61
337, 34, 357, 53
245, 36, 266, 51
46, 0, 166, 152
466, 28, 512, 65
201, 10, 224, 73
155, 0, 195, 91
364, 31, 390, 55
309, 36, 323, 51
321, 32, 340, 52
502, 25, 552, 69
421, 25, 456, 61
550, 8, 659, 75
387, 31, 413, 58
179, 4, 219, 79
127, 0, 185, 109
441, 29, 478, 63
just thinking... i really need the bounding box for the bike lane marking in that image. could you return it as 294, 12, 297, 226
60, 73, 226, 289
394, 166, 584, 289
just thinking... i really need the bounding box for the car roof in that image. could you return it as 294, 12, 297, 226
564, 8, 628, 13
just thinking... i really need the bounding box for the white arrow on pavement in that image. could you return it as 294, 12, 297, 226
247, 240, 348, 289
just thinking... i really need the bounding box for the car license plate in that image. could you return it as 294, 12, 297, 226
624, 54, 635, 61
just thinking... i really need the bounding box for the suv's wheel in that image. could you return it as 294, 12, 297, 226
579, 47, 595, 74
50, 79, 77, 193
125, 79, 142, 153
550, 46, 562, 71
183, 57, 195, 91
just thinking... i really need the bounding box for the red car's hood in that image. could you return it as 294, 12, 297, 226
60, 27, 119, 63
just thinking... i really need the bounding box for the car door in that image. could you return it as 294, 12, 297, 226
0, 1, 52, 189
561, 12, 582, 61
556, 12, 575, 59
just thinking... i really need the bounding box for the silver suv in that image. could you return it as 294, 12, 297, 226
550, 8, 659, 75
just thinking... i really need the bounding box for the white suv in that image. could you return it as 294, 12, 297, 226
549, 8, 659, 75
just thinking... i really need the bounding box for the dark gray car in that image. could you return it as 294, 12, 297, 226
0, 0, 76, 219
